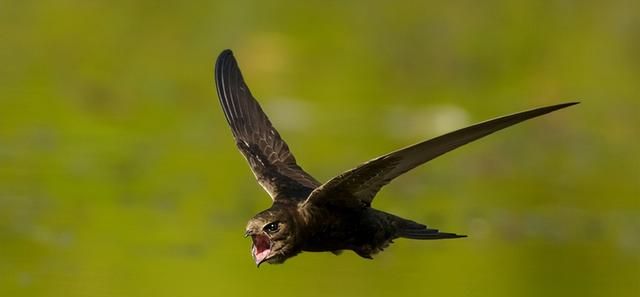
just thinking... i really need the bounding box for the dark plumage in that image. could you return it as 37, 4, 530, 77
214, 49, 577, 266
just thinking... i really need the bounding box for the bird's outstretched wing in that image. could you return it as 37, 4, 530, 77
215, 50, 320, 201
302, 102, 578, 209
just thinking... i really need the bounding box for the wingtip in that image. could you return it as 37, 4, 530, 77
535, 101, 580, 114
549, 101, 580, 109
219, 48, 233, 57
215, 49, 234, 69
214, 49, 237, 83
561, 101, 580, 107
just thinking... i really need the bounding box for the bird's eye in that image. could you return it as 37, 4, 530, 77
263, 222, 279, 233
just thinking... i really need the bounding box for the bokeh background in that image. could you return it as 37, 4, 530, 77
1, 0, 639, 296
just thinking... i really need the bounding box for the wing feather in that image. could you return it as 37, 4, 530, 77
215, 50, 320, 201
303, 102, 578, 208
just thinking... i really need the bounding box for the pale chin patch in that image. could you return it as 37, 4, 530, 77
252, 234, 271, 265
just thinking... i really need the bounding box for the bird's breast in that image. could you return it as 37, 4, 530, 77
299, 206, 394, 252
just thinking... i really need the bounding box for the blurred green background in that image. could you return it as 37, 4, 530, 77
1, 0, 639, 296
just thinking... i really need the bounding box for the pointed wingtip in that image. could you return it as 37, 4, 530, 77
511, 101, 579, 120
559, 101, 580, 108
219, 48, 233, 57
215, 49, 235, 71
537, 101, 580, 115
544, 101, 580, 111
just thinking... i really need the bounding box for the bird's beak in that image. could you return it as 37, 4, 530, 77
250, 233, 272, 268
246, 230, 268, 267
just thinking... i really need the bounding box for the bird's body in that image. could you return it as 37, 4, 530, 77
300, 205, 460, 258
250, 200, 459, 263
300, 205, 401, 257
214, 49, 577, 266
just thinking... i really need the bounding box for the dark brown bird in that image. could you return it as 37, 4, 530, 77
214, 49, 577, 266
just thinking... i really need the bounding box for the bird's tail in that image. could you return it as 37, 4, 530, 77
397, 227, 466, 240
376, 209, 466, 240
395, 218, 466, 240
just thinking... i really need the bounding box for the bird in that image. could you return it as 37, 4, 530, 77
213, 49, 577, 267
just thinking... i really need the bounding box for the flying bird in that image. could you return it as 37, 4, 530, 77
214, 49, 577, 266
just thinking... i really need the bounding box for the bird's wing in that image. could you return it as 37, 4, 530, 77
215, 50, 320, 201
302, 102, 578, 209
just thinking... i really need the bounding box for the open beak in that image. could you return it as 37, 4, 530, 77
250, 233, 272, 267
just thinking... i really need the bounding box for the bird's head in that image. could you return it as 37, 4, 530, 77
245, 207, 299, 267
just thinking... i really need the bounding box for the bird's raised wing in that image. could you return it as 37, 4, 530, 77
302, 102, 578, 209
215, 50, 320, 201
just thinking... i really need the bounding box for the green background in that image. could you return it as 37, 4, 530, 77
1, 1, 639, 296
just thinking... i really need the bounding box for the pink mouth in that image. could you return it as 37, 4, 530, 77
251, 234, 271, 266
